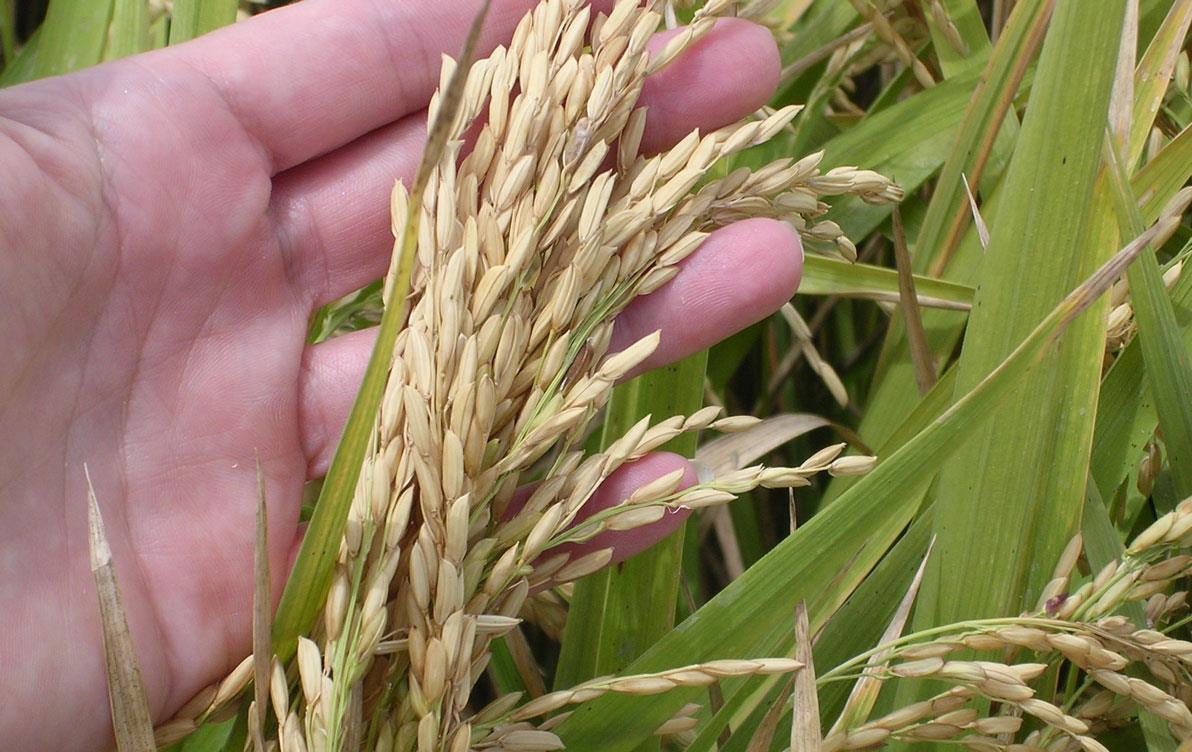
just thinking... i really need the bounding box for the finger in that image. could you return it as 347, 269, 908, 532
541, 452, 696, 570
298, 218, 801, 475
272, 116, 426, 306
637, 18, 780, 154
297, 327, 375, 478
609, 218, 802, 377
273, 17, 781, 308
158, 0, 542, 173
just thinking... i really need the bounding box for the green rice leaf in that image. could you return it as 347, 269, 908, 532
0, 0, 114, 85
1135, 123, 1192, 221
1104, 145, 1192, 498
912, 0, 1046, 278
799, 255, 973, 310
923, 0, 990, 76
1089, 121, 1192, 502
106, 0, 150, 60
915, 0, 1127, 639
555, 220, 1153, 750
1091, 249, 1192, 502
1128, 0, 1192, 167
168, 0, 237, 45
687, 512, 938, 752
177, 719, 236, 752
822, 0, 1048, 472
814, 510, 935, 726
827, 535, 931, 733
776, 3, 859, 92
1090, 121, 1192, 502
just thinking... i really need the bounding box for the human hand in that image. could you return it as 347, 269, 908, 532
0, 2, 800, 748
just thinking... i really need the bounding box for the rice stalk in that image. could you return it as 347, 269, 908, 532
817, 496, 1192, 750
156, 1, 897, 749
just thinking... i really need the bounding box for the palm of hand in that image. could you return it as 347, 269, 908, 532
0, 3, 795, 750
1, 57, 314, 743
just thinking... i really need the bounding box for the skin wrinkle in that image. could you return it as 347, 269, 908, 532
298, 332, 343, 476
166, 54, 278, 176
80, 65, 289, 723
70, 106, 178, 720
0, 99, 106, 385
127, 302, 304, 712
80, 68, 194, 382
271, 175, 337, 305
106, 60, 282, 291
0, 324, 90, 499
0, 112, 93, 210
1, 81, 101, 206
84, 102, 170, 388
275, 112, 427, 305
82, 93, 176, 698
364, 0, 423, 118
64, 314, 174, 733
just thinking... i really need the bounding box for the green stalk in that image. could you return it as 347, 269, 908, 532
167, 0, 237, 45
106, 0, 150, 60
0, 0, 114, 85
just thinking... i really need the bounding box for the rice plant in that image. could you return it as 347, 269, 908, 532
4, 0, 1192, 750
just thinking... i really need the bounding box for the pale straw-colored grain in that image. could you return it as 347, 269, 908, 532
171, 0, 905, 745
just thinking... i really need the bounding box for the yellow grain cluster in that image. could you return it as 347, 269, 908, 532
158, 1, 898, 749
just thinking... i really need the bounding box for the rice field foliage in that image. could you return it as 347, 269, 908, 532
7, 0, 1192, 750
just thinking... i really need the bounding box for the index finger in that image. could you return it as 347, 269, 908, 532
158, 0, 546, 173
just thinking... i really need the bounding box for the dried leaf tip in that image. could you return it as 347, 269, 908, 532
86, 464, 156, 752
791, 601, 821, 752
86, 464, 112, 571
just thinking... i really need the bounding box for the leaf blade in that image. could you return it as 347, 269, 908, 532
0, 0, 114, 85
555, 219, 1151, 751
167, 0, 237, 45
918, 0, 1127, 640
